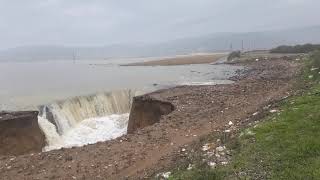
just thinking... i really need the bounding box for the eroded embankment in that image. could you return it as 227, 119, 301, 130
0, 111, 45, 156
127, 95, 174, 134
0, 57, 301, 180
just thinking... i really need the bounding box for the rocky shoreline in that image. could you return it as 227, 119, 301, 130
0, 56, 301, 180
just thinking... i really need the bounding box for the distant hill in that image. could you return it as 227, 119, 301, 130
1, 25, 320, 61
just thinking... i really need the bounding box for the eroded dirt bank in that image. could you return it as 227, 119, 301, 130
0, 58, 301, 180
127, 95, 175, 134
0, 111, 45, 156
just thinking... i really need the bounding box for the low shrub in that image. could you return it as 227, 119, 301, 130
227, 51, 241, 61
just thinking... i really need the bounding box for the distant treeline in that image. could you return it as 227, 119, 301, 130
270, 44, 320, 54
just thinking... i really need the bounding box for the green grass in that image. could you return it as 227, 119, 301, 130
168, 53, 320, 180
229, 83, 320, 179
168, 168, 223, 180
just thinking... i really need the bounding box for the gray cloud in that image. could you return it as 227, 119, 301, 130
0, 0, 319, 49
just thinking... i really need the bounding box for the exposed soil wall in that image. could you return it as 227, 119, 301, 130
0, 111, 45, 156
127, 95, 174, 134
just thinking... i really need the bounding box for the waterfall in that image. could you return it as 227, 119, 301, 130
38, 89, 140, 151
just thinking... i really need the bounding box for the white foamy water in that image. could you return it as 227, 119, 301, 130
41, 90, 135, 134
37, 90, 135, 151
38, 114, 128, 151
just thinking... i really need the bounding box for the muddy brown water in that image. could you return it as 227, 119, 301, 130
0, 60, 242, 110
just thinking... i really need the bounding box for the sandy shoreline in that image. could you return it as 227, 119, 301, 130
122, 53, 227, 66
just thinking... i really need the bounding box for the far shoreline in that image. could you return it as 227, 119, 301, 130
121, 52, 228, 66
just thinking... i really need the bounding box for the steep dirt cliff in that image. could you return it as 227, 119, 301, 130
127, 95, 174, 134
0, 111, 45, 156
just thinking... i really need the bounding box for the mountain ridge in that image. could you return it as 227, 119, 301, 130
1, 25, 320, 61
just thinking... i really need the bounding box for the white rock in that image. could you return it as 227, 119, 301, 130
181, 148, 186, 152
202, 144, 210, 151
187, 164, 193, 170
228, 121, 233, 126
252, 112, 259, 116
216, 146, 225, 152
309, 75, 314, 79
208, 162, 216, 168
224, 129, 231, 133
162, 172, 171, 179
270, 109, 278, 113
206, 151, 215, 157
221, 161, 228, 165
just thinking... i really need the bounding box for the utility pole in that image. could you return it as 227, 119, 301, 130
72, 50, 76, 64
241, 40, 244, 52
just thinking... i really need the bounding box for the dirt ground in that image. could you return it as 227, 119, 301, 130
0, 56, 301, 180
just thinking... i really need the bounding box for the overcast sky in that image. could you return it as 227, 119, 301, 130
0, 0, 319, 49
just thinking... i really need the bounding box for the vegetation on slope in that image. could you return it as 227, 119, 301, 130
168, 52, 320, 180
270, 44, 320, 54
227, 51, 241, 61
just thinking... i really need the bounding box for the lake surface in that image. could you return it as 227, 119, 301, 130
0, 60, 241, 110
